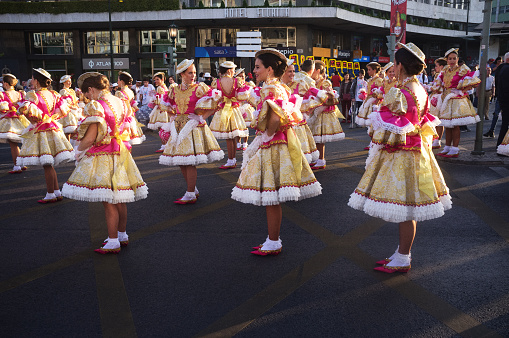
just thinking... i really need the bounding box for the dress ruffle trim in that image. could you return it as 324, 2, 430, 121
159, 150, 225, 166
439, 115, 480, 128
62, 183, 148, 204
129, 134, 146, 145
348, 191, 452, 223
313, 132, 345, 143
16, 150, 74, 167
370, 110, 415, 135
231, 180, 322, 206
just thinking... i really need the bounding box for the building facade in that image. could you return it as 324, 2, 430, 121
0, 0, 485, 82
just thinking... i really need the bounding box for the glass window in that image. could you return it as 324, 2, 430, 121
31, 32, 73, 55
258, 27, 296, 47
86, 31, 129, 54
140, 29, 172, 53
198, 28, 239, 47
312, 30, 330, 48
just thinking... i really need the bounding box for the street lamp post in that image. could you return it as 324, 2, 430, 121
168, 23, 178, 78
472, 0, 492, 155
108, 0, 114, 82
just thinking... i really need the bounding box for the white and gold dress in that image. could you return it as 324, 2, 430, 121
0, 90, 30, 143
17, 89, 74, 166
232, 78, 322, 206
116, 86, 145, 145
59, 87, 81, 133
159, 82, 224, 166
147, 84, 168, 130
62, 95, 148, 203
348, 80, 452, 222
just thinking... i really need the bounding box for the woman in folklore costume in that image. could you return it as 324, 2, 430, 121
17, 68, 74, 203
435, 48, 480, 158
348, 43, 451, 273
146, 72, 168, 153
62, 73, 148, 254
209, 61, 250, 169
232, 49, 322, 256
0, 74, 30, 173
356, 62, 384, 128
159, 59, 224, 204
308, 60, 345, 170
58, 75, 81, 140
116, 71, 145, 145
428, 57, 448, 149
281, 59, 319, 164
381, 62, 398, 96
234, 68, 254, 151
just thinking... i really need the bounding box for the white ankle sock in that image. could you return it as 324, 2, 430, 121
118, 231, 128, 241
12, 165, 21, 171
54, 189, 62, 197
386, 252, 411, 267
260, 239, 282, 251
447, 146, 459, 155
388, 246, 411, 261
159, 144, 166, 150
103, 237, 120, 249
44, 192, 56, 200
237, 142, 242, 148
440, 145, 451, 154
181, 191, 196, 201
432, 139, 440, 147
194, 187, 199, 195
315, 159, 326, 167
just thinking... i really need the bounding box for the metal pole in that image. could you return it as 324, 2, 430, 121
472, 0, 492, 155
108, 0, 115, 82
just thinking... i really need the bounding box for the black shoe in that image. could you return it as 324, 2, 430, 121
483, 131, 495, 138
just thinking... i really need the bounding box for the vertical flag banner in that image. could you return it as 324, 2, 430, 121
391, 0, 407, 45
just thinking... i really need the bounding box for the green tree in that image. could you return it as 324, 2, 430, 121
264, 0, 270, 7
288, 0, 292, 7
198, 0, 205, 8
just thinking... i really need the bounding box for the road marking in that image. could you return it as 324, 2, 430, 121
89, 203, 137, 338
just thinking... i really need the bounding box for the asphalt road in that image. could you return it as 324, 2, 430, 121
0, 107, 508, 337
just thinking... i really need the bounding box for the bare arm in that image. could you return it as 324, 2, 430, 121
78, 123, 98, 151
266, 108, 281, 137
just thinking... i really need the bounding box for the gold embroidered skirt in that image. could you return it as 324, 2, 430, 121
439, 94, 480, 127
348, 146, 452, 223
0, 115, 30, 143
356, 97, 377, 127
147, 107, 168, 130
159, 115, 224, 166
308, 108, 345, 143
59, 108, 81, 133
232, 138, 322, 206
209, 106, 249, 139
62, 152, 148, 204
292, 123, 319, 163
239, 103, 255, 124
17, 128, 74, 166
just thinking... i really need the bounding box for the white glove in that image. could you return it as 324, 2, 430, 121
188, 113, 205, 123
261, 132, 274, 143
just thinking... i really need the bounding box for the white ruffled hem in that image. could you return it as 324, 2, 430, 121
313, 132, 345, 143
497, 144, 509, 156
212, 129, 249, 139
439, 115, 480, 128
370, 111, 415, 135
63, 126, 78, 133
303, 150, 320, 164
129, 135, 146, 145
159, 150, 224, 166
16, 151, 74, 167
62, 184, 148, 204
147, 122, 166, 130
231, 181, 322, 206
0, 132, 23, 143
348, 192, 452, 223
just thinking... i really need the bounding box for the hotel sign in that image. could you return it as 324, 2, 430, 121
83, 58, 129, 70
224, 8, 290, 18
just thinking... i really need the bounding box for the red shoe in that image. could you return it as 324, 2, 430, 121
174, 198, 197, 205
375, 259, 391, 265
311, 165, 326, 170
8, 169, 23, 174
363, 146, 370, 150
37, 198, 58, 204
56, 196, 64, 201
442, 153, 459, 158
22, 166, 27, 171
94, 247, 121, 254
155, 149, 164, 153
251, 248, 282, 256
435, 152, 447, 157
373, 265, 411, 273
432, 145, 441, 149
219, 163, 236, 170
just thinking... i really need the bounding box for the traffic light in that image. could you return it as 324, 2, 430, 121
163, 47, 177, 66
163, 51, 170, 65
386, 34, 396, 62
